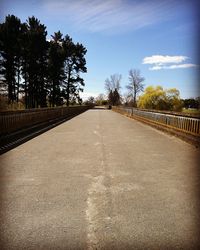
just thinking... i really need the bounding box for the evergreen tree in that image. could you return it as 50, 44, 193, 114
62, 36, 87, 106
0, 15, 87, 109
47, 31, 65, 106
21, 16, 48, 108
105, 74, 122, 106
108, 88, 120, 106
0, 15, 22, 104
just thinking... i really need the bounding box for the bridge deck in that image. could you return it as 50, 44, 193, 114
0, 108, 200, 249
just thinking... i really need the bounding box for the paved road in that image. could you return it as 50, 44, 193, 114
0, 108, 200, 249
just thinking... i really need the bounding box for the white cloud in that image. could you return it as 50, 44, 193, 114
168, 64, 199, 69
143, 55, 188, 65
143, 55, 199, 70
43, 0, 175, 34
149, 65, 162, 70
150, 64, 199, 70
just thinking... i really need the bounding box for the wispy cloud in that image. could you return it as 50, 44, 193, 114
43, 0, 176, 34
143, 55, 188, 65
143, 55, 199, 70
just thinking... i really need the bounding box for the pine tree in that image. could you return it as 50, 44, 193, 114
48, 31, 65, 106
0, 15, 87, 109
0, 15, 22, 104
62, 36, 87, 106
21, 16, 48, 108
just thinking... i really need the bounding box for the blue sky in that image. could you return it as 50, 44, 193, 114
1, 0, 199, 99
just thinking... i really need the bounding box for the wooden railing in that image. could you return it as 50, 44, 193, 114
0, 105, 91, 136
112, 107, 200, 137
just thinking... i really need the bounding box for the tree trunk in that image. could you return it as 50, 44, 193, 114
16, 65, 20, 103
133, 88, 137, 108
66, 68, 71, 107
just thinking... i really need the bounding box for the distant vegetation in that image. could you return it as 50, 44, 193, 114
99, 69, 199, 112
126, 69, 145, 107
0, 15, 87, 110
104, 74, 121, 106
138, 86, 183, 111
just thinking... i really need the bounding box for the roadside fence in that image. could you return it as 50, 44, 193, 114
0, 105, 91, 136
112, 106, 200, 137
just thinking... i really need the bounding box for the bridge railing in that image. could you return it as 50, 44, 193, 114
0, 105, 91, 136
112, 106, 200, 137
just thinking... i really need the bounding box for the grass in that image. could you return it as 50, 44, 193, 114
182, 108, 200, 114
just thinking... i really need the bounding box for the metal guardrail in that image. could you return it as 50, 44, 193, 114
113, 107, 200, 137
0, 105, 91, 136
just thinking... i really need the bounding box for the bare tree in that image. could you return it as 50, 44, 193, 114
123, 92, 134, 106
96, 93, 105, 105
105, 74, 122, 93
126, 69, 145, 107
84, 96, 95, 105
104, 74, 122, 106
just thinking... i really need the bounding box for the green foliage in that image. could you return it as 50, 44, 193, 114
62, 35, 87, 106
104, 74, 121, 106
108, 89, 121, 106
182, 98, 199, 109
95, 93, 107, 106
48, 31, 65, 107
138, 86, 183, 111
0, 15, 87, 109
22, 16, 48, 108
0, 15, 22, 104
101, 100, 108, 105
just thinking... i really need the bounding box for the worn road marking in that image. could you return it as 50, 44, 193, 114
86, 175, 106, 249
93, 130, 101, 137
94, 142, 101, 146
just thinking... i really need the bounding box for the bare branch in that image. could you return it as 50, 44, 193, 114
104, 74, 122, 93
126, 69, 145, 107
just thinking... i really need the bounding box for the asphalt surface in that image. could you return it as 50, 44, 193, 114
0, 108, 200, 249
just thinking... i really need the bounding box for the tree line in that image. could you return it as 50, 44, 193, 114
104, 70, 145, 107
103, 70, 199, 111
0, 15, 87, 109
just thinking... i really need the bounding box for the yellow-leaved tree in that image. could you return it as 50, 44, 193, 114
138, 86, 183, 111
